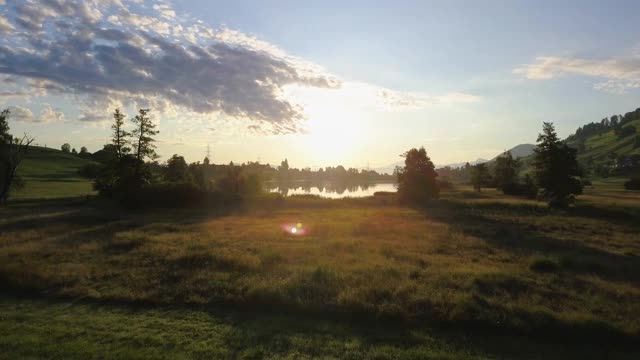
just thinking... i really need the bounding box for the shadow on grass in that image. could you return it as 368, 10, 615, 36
422, 200, 640, 284
1, 196, 638, 351
0, 291, 637, 359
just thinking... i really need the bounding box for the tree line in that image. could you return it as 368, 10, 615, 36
396, 122, 583, 208
84, 108, 394, 207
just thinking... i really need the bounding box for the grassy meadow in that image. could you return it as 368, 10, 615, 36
12, 147, 96, 200
1, 182, 639, 358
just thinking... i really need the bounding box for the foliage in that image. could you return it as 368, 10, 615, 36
471, 163, 491, 192
395, 147, 439, 203
494, 151, 520, 191
533, 122, 583, 208
111, 108, 130, 158
79, 146, 89, 158
131, 108, 158, 185
163, 154, 191, 183
61, 143, 71, 153
0, 109, 35, 205
215, 164, 263, 198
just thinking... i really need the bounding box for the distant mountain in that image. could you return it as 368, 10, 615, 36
491, 144, 536, 161
437, 158, 488, 169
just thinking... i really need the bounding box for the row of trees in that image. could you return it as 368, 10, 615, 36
61, 143, 91, 157
275, 158, 393, 183
396, 122, 583, 208
90, 108, 267, 206
93, 108, 159, 197
0, 109, 34, 205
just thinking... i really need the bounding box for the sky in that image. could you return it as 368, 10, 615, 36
1, 0, 640, 169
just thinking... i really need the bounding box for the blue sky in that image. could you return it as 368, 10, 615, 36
2, 0, 640, 168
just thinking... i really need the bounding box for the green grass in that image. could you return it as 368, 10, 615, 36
2, 296, 635, 360
12, 146, 96, 199
576, 119, 640, 162
1, 183, 639, 358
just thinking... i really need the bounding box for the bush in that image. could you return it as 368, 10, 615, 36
78, 163, 101, 179
529, 256, 560, 273
123, 183, 236, 208
501, 178, 538, 199
624, 178, 640, 190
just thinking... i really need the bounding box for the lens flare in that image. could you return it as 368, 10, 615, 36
281, 222, 308, 236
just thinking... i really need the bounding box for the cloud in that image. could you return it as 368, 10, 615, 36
0, 16, 13, 34
0, 0, 479, 134
7, 104, 64, 123
514, 55, 640, 93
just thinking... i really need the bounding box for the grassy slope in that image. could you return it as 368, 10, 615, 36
1, 185, 639, 358
576, 119, 640, 162
13, 146, 96, 199
515, 119, 640, 177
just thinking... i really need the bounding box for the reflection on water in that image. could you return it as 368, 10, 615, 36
265, 181, 397, 198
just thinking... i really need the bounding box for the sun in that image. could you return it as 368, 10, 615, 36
283, 85, 367, 164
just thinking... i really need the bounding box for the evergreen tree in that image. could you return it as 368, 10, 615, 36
112, 108, 129, 158
533, 122, 583, 208
395, 147, 439, 203
131, 108, 158, 185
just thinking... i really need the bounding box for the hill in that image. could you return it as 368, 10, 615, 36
12, 146, 96, 200
509, 109, 640, 178
491, 143, 536, 160
565, 110, 640, 176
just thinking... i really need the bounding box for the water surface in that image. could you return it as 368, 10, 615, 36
266, 181, 397, 198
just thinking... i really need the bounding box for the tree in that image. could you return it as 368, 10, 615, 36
533, 122, 583, 208
72, 148, 77, 155
61, 143, 71, 153
112, 108, 129, 158
131, 108, 158, 185
279, 158, 289, 172
471, 163, 490, 192
164, 154, 190, 183
494, 151, 520, 191
395, 147, 439, 203
79, 146, 89, 157
0, 109, 35, 205
203, 156, 210, 165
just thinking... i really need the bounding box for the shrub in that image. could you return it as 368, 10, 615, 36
501, 177, 538, 199
624, 178, 640, 190
78, 163, 101, 179
529, 256, 560, 273
123, 183, 235, 208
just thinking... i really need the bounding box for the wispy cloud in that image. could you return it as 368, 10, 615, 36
514, 54, 640, 94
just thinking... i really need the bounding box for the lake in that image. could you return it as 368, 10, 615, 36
265, 181, 397, 198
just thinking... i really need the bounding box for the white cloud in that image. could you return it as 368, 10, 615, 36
7, 104, 64, 123
0, 0, 480, 133
514, 55, 640, 94
0, 16, 13, 34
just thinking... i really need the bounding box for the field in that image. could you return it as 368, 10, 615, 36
12, 146, 96, 199
1, 181, 639, 358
